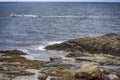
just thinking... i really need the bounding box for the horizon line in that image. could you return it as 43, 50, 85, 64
0, 1, 120, 2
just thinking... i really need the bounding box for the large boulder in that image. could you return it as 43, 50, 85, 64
45, 41, 84, 52
45, 33, 120, 55
74, 62, 102, 80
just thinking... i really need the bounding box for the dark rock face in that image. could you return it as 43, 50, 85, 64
45, 33, 120, 55
50, 56, 62, 62
45, 41, 84, 52
65, 52, 89, 57
0, 50, 26, 55
50, 77, 63, 80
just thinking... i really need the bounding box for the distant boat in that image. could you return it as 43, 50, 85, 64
10, 13, 17, 17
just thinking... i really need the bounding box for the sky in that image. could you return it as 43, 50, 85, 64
0, 0, 120, 2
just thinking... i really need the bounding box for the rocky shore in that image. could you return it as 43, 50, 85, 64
0, 50, 43, 80
44, 33, 120, 80
0, 33, 120, 80
45, 33, 120, 55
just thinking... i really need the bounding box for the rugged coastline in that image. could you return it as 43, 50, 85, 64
45, 33, 120, 55
0, 33, 120, 80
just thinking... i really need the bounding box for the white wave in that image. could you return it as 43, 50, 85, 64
16, 15, 38, 17
16, 15, 23, 17
47, 41, 64, 45
14, 15, 118, 18
42, 15, 80, 18
38, 45, 46, 51
23, 15, 38, 17
41, 15, 118, 18
38, 41, 64, 51
23, 55, 35, 60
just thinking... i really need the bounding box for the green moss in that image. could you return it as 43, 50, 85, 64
1, 70, 34, 76
41, 67, 75, 80
55, 70, 75, 80
1, 50, 44, 69
0, 50, 44, 80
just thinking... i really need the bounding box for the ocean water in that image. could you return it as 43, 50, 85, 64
0, 2, 120, 60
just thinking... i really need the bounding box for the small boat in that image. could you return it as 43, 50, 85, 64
10, 13, 17, 17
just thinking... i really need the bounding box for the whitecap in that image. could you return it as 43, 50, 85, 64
23, 15, 38, 17
38, 41, 64, 51
42, 15, 80, 18
23, 55, 35, 60
16, 15, 38, 18
46, 41, 64, 45
38, 45, 46, 51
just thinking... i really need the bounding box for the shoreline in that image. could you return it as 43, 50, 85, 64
0, 33, 120, 80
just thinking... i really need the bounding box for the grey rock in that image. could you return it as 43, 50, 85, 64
38, 73, 47, 80
65, 52, 88, 57
40, 67, 56, 74
75, 62, 102, 80
50, 77, 63, 80
44, 61, 75, 69
106, 74, 119, 80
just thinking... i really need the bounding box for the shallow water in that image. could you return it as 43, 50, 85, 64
0, 2, 120, 60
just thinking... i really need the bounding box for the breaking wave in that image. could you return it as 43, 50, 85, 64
38, 41, 64, 51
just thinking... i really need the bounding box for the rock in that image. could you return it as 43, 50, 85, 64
38, 73, 48, 80
103, 68, 110, 74
50, 56, 62, 62
74, 62, 102, 80
50, 77, 63, 80
51, 71, 57, 75
0, 73, 14, 80
75, 71, 94, 79
107, 74, 119, 80
44, 61, 75, 69
0, 50, 26, 55
65, 52, 88, 57
45, 33, 120, 56
45, 41, 84, 52
40, 67, 57, 74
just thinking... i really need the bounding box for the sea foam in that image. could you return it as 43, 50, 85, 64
38, 41, 64, 51
16, 15, 38, 18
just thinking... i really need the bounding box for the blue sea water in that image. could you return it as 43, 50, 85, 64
0, 2, 120, 60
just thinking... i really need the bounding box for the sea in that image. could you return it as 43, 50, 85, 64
0, 2, 120, 60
